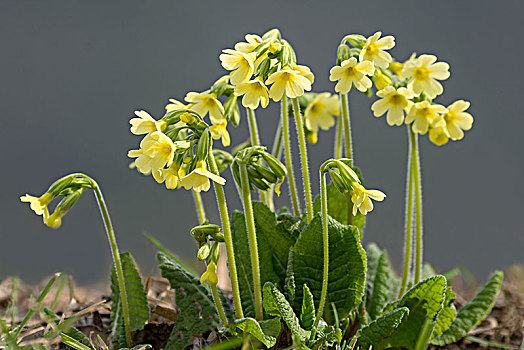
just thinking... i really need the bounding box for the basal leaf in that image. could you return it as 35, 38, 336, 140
430, 287, 456, 340
431, 271, 503, 346
356, 307, 409, 350
300, 284, 315, 331
157, 252, 220, 349
290, 214, 366, 322
234, 317, 281, 348
387, 275, 447, 349
263, 282, 310, 342
231, 202, 301, 318
366, 248, 394, 321
312, 167, 366, 232
110, 252, 150, 341
310, 326, 342, 350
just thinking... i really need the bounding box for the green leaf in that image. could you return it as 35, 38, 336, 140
300, 284, 315, 331
290, 214, 366, 322
234, 317, 281, 348
59, 333, 92, 350
263, 282, 310, 342
431, 271, 503, 346
312, 167, 366, 232
110, 252, 150, 341
231, 202, 301, 318
387, 275, 447, 349
430, 287, 456, 340
310, 326, 342, 350
157, 252, 220, 349
42, 308, 89, 346
366, 248, 394, 321
356, 307, 409, 350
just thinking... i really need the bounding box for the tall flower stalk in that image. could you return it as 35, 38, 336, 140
410, 127, 424, 284
340, 93, 353, 162
282, 96, 301, 216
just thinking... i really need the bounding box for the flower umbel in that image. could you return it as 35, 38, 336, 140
402, 54, 450, 99
329, 57, 375, 93
359, 31, 395, 69
371, 86, 412, 126
178, 160, 226, 193
350, 182, 386, 216
128, 132, 188, 174
265, 67, 312, 102
304, 92, 340, 133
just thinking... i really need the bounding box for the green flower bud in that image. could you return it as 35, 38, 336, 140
195, 129, 211, 162
197, 241, 211, 260
210, 75, 230, 97
253, 164, 278, 184
250, 177, 270, 191
342, 34, 366, 48
208, 241, 221, 265
261, 152, 287, 179
247, 165, 264, 180
255, 57, 271, 78
45, 188, 84, 229
47, 175, 76, 197
262, 28, 281, 40
232, 161, 241, 187
337, 44, 351, 65
334, 160, 360, 184
329, 169, 349, 194
223, 94, 240, 126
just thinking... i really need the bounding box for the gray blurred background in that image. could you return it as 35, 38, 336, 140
1, 1, 523, 285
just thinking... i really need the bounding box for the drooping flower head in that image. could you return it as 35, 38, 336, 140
402, 54, 450, 99
129, 110, 167, 135
219, 49, 256, 86
265, 67, 312, 102
329, 57, 375, 93
184, 91, 225, 124
20, 193, 53, 217
371, 86, 412, 126
178, 160, 226, 193
234, 77, 270, 109
405, 101, 448, 135
359, 31, 395, 69
304, 92, 340, 133
350, 183, 386, 216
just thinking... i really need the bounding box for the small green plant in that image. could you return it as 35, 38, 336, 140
19, 28, 503, 349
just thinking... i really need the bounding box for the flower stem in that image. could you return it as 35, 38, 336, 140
334, 111, 343, 159
314, 171, 329, 329
399, 126, 415, 297
208, 152, 244, 319
267, 120, 283, 211
282, 97, 301, 217
191, 190, 228, 326
91, 179, 132, 347
239, 163, 263, 320
247, 107, 267, 205
292, 97, 313, 223
410, 127, 423, 284
192, 190, 207, 224
211, 284, 229, 326
340, 93, 353, 163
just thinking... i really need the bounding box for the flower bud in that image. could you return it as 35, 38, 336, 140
268, 42, 281, 54
208, 241, 221, 265
306, 131, 318, 144
247, 165, 264, 180
334, 160, 360, 184
250, 177, 270, 191
197, 241, 211, 260
262, 28, 281, 40
281, 44, 294, 67
46, 211, 64, 229
223, 94, 240, 126
195, 129, 211, 162
255, 57, 271, 78
192, 224, 222, 237
260, 152, 287, 179
232, 161, 242, 187
337, 44, 351, 65
200, 262, 218, 286
329, 169, 349, 194
373, 71, 391, 90
47, 175, 76, 197
210, 75, 230, 97
342, 34, 366, 48
253, 164, 278, 184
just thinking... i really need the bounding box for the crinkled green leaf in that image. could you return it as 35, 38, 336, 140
431, 271, 502, 346
231, 202, 301, 318
110, 251, 150, 342
312, 167, 366, 232
387, 275, 447, 349
263, 282, 310, 342
430, 287, 457, 340
366, 248, 393, 321
310, 326, 342, 350
290, 214, 366, 323
234, 317, 281, 348
356, 307, 409, 350
300, 284, 315, 331
157, 252, 221, 350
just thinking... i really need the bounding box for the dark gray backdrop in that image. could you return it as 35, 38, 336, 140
1, 1, 523, 285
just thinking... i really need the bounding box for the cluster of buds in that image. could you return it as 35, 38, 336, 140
128, 108, 227, 192
320, 159, 386, 216
20, 174, 93, 229
191, 224, 225, 286
333, 31, 473, 146
231, 146, 287, 196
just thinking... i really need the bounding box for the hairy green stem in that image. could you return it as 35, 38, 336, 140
211, 284, 229, 326
239, 163, 263, 320
247, 107, 267, 205
282, 97, 301, 216
192, 190, 207, 224
208, 152, 244, 319
314, 172, 329, 329
334, 111, 343, 159
292, 97, 313, 223
410, 127, 423, 284
340, 93, 353, 163
399, 126, 415, 297
267, 120, 283, 211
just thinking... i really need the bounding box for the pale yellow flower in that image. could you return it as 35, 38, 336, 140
371, 86, 412, 126
128, 132, 189, 174
402, 54, 450, 99
372, 71, 391, 90
165, 98, 187, 112
234, 78, 270, 109
185, 91, 225, 124
329, 57, 375, 93
178, 160, 226, 192
20, 193, 53, 216
210, 120, 231, 147
442, 100, 474, 141
359, 31, 395, 69
234, 34, 264, 53
152, 163, 180, 189
295, 64, 315, 84
429, 126, 451, 146
405, 101, 448, 134
129, 110, 167, 135
200, 262, 218, 285
389, 53, 416, 80
265, 67, 312, 102
219, 49, 256, 85
45, 211, 64, 229
350, 183, 386, 216
304, 92, 340, 133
